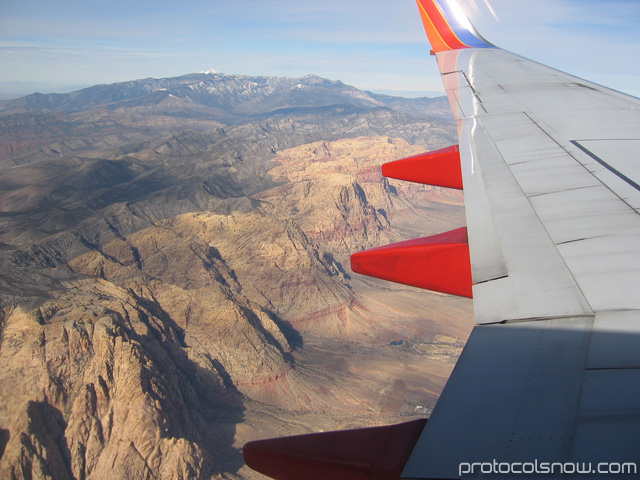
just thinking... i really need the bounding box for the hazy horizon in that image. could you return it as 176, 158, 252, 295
1, 0, 639, 98
0, 72, 447, 99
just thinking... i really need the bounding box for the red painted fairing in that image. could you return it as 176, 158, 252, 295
243, 419, 427, 480
381, 145, 463, 189
350, 227, 473, 298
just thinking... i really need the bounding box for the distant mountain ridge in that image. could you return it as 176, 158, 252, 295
0, 72, 451, 123
0, 70, 469, 480
0, 72, 453, 172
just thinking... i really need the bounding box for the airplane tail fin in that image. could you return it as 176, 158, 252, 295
416, 0, 493, 52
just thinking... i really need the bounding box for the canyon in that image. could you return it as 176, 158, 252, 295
0, 73, 473, 479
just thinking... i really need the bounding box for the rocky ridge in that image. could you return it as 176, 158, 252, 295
0, 72, 451, 167
0, 74, 473, 479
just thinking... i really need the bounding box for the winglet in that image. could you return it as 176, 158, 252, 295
416, 0, 493, 52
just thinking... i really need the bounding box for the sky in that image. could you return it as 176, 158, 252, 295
0, 0, 639, 97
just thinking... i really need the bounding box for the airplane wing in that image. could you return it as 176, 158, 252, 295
244, 1, 640, 478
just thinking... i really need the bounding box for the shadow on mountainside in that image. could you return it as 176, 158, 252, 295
0, 285, 249, 479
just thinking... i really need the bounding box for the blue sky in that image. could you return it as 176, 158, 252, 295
1, 0, 639, 97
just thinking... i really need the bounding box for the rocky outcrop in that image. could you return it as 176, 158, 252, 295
0, 73, 453, 168
0, 131, 474, 476
0, 281, 228, 479
0, 75, 474, 479
261, 136, 464, 255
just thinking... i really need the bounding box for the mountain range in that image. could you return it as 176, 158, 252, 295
0, 73, 472, 479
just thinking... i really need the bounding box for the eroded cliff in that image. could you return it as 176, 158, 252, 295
0, 75, 472, 480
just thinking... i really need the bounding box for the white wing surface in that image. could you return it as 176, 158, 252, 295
402, 1, 640, 478
243, 2, 640, 479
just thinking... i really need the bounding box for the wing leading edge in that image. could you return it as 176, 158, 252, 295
244, 1, 640, 479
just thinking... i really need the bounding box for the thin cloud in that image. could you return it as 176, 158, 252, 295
0, 0, 638, 96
